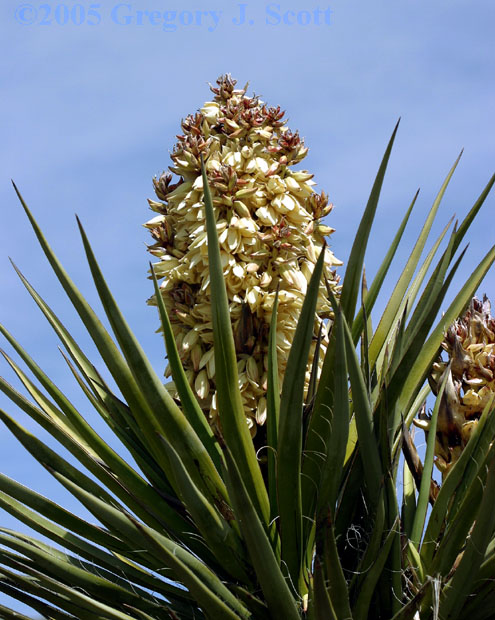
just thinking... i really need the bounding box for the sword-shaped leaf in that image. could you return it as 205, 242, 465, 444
352, 518, 399, 620
158, 434, 251, 584
277, 243, 325, 586
200, 158, 270, 525
266, 287, 280, 520
223, 449, 301, 620
77, 216, 229, 508
410, 365, 449, 547
316, 295, 349, 517
48, 470, 248, 618
340, 120, 400, 323
150, 263, 223, 471
398, 244, 495, 415
368, 152, 463, 367
352, 188, 418, 344
312, 556, 338, 620
438, 447, 495, 619
0, 348, 185, 534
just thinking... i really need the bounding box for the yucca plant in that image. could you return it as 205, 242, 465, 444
0, 75, 494, 620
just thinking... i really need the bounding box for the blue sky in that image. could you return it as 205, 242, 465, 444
0, 0, 494, 614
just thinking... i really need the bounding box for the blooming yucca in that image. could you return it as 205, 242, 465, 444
415, 296, 495, 475
2, 90, 494, 618
145, 74, 342, 436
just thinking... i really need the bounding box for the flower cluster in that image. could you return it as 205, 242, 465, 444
145, 74, 342, 436
415, 296, 495, 475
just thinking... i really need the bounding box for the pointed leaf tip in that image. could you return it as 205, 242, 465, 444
11, 180, 22, 200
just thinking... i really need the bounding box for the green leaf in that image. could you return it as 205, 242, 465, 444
303, 124, 399, 537
340, 292, 382, 507
378, 235, 464, 431
150, 263, 223, 472
348, 490, 385, 596
76, 217, 229, 509
58, 349, 178, 500
371, 217, 453, 405
266, 287, 280, 521
11, 183, 177, 477
422, 397, 495, 575
0, 477, 125, 556
5, 263, 151, 452
316, 300, 349, 517
352, 518, 399, 620
301, 326, 337, 546
406, 540, 426, 584
223, 449, 301, 620
0, 600, 44, 620
277, 242, 326, 586
319, 514, 353, 620
0, 407, 117, 507
359, 273, 372, 396
0, 343, 186, 536
401, 451, 417, 541
460, 587, 495, 620
439, 447, 495, 619
0, 571, 82, 620
0, 530, 165, 614
398, 382, 431, 445
158, 434, 251, 584
340, 119, 400, 323
428, 454, 489, 581
378, 436, 402, 614
451, 172, 495, 257
368, 151, 463, 368
398, 244, 495, 416
352, 188, 418, 344
0, 530, 168, 618
0, 485, 192, 608
200, 158, 270, 524
0, 554, 142, 620
410, 363, 450, 546
388, 580, 429, 620
132, 518, 249, 620
49, 469, 248, 619
397, 224, 459, 366
312, 556, 338, 620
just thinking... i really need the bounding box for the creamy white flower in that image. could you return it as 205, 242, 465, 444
417, 296, 495, 476
201, 101, 221, 122
194, 370, 209, 400
146, 74, 341, 436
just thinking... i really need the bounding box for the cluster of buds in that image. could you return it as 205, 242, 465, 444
415, 296, 495, 476
145, 74, 342, 436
